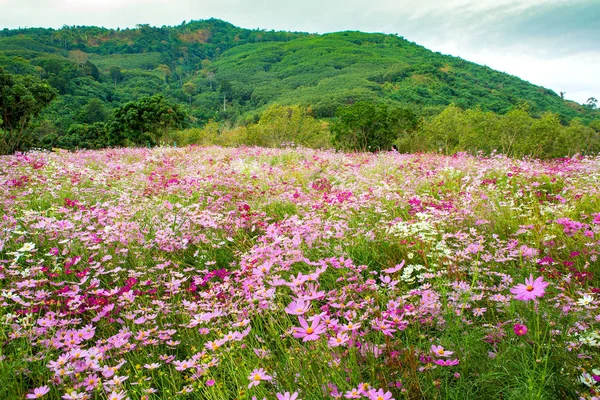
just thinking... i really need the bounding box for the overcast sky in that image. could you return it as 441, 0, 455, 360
1, 0, 598, 105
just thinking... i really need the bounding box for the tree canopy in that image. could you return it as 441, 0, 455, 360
108, 94, 187, 146
332, 101, 418, 152
0, 67, 57, 154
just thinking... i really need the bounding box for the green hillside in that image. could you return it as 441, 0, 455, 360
0, 19, 598, 151
209, 31, 591, 119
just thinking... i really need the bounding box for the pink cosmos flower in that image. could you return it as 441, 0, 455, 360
248, 368, 273, 388
284, 299, 311, 315
26, 386, 50, 398
367, 388, 395, 400
328, 332, 349, 347
513, 323, 528, 336
82, 374, 100, 390
107, 391, 128, 400
431, 345, 453, 358
510, 274, 548, 301
433, 358, 460, 366
276, 392, 299, 400
292, 315, 327, 341
344, 388, 362, 398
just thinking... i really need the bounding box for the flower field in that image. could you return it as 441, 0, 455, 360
1, 146, 600, 400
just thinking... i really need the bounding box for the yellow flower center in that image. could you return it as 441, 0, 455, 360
526, 285, 534, 291
306, 327, 314, 334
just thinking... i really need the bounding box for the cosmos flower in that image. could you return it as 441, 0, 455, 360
344, 387, 362, 398
577, 294, 594, 306
107, 391, 128, 400
433, 359, 460, 366
26, 386, 50, 399
510, 274, 548, 301
431, 345, 453, 358
513, 323, 528, 336
248, 368, 273, 388
276, 392, 299, 400
284, 299, 311, 315
367, 388, 395, 400
328, 332, 349, 347
292, 315, 327, 341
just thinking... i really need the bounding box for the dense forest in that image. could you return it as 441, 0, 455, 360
0, 19, 599, 155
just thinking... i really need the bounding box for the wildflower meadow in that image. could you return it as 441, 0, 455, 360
1, 146, 599, 400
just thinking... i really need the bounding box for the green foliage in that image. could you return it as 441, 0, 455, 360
245, 104, 330, 148
332, 101, 418, 152
75, 98, 108, 124
404, 104, 600, 158
0, 67, 57, 154
60, 122, 109, 149
108, 94, 187, 146
0, 20, 598, 153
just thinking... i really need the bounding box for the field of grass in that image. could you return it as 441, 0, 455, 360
1, 146, 599, 399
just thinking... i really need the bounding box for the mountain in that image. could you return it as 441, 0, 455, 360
0, 19, 597, 132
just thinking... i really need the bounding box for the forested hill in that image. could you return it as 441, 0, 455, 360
0, 19, 597, 136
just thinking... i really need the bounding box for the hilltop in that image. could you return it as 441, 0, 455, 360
1, 19, 596, 126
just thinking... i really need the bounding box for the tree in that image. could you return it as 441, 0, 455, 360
83, 61, 100, 81
497, 109, 533, 157
156, 64, 172, 83
527, 112, 561, 158
419, 104, 463, 155
108, 94, 187, 146
331, 101, 417, 152
245, 104, 330, 148
219, 80, 233, 111
0, 68, 57, 154
68, 50, 88, 67
60, 122, 109, 150
182, 82, 196, 106
109, 66, 123, 88
76, 98, 108, 124
585, 97, 598, 110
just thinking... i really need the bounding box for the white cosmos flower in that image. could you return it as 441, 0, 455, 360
580, 372, 596, 387
578, 294, 594, 306
17, 242, 35, 252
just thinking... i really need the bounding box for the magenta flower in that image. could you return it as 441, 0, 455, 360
433, 358, 460, 366
292, 315, 327, 341
248, 368, 273, 388
510, 274, 548, 301
513, 323, 528, 336
26, 386, 50, 398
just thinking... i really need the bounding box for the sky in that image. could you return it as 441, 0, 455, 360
1, 0, 598, 105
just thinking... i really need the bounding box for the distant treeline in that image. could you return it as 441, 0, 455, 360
168, 103, 600, 159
